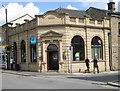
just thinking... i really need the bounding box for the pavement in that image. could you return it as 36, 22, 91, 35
1, 69, 120, 87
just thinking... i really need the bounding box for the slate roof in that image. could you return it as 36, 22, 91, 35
55, 8, 91, 18
42, 7, 120, 20
86, 7, 120, 20
86, 7, 108, 20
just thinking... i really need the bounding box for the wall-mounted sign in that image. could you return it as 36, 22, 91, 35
30, 37, 37, 44
2, 45, 6, 49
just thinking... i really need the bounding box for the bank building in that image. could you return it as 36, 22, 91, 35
2, 1, 120, 73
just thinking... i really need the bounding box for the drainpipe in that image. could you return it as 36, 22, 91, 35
103, 19, 107, 71
84, 15, 88, 58
109, 17, 112, 70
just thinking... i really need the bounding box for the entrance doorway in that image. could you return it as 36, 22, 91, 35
47, 44, 59, 71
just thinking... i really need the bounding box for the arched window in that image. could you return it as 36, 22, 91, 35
118, 22, 120, 35
13, 42, 17, 64
91, 36, 103, 60
71, 36, 85, 61
0, 37, 2, 46
30, 37, 37, 62
21, 40, 26, 62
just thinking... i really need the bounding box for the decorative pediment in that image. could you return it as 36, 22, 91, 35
40, 30, 63, 38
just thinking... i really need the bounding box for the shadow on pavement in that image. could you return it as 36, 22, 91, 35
67, 74, 119, 83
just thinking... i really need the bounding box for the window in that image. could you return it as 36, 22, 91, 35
21, 40, 26, 62
0, 37, 1, 46
91, 36, 103, 60
71, 36, 85, 61
0, 53, 1, 61
70, 17, 76, 22
13, 42, 17, 64
119, 22, 120, 35
119, 29, 120, 35
97, 20, 102, 25
90, 19, 95, 24
30, 37, 37, 62
79, 18, 84, 23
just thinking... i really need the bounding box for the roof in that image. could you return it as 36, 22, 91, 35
44, 8, 91, 18
9, 14, 33, 23
1, 14, 34, 27
86, 7, 108, 20
86, 7, 120, 20
9, 14, 33, 27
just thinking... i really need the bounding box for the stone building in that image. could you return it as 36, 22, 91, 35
2, 1, 120, 72
2, 14, 33, 69
0, 27, 2, 63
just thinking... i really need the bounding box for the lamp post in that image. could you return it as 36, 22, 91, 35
2, 5, 10, 70
2, 5, 8, 46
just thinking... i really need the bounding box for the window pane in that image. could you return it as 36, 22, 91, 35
71, 36, 84, 61
91, 36, 103, 60
30, 44, 37, 62
91, 48, 94, 59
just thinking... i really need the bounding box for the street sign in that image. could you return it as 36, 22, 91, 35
30, 37, 37, 44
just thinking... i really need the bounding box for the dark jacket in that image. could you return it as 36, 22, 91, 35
85, 58, 89, 67
93, 58, 98, 67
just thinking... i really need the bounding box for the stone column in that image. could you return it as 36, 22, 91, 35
59, 40, 63, 72
42, 41, 47, 72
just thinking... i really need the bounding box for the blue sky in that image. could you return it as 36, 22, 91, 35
1, 2, 108, 14
0, 0, 119, 26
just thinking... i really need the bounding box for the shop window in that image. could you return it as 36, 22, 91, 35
71, 36, 85, 61
91, 36, 103, 60
30, 37, 37, 62
21, 40, 26, 62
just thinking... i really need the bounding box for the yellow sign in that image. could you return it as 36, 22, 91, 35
2, 45, 6, 49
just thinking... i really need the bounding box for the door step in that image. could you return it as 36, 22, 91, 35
47, 70, 59, 73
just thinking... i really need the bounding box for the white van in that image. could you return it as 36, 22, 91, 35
0, 53, 7, 69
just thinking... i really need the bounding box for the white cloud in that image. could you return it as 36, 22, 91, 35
0, 3, 39, 26
118, 1, 120, 11
66, 5, 78, 10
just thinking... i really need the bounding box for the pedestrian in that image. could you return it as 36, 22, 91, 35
93, 58, 99, 74
10, 57, 14, 70
85, 57, 90, 73
75, 52, 80, 61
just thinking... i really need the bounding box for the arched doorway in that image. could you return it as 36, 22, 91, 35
47, 44, 59, 71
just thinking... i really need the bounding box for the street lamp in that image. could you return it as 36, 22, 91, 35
2, 5, 8, 45
2, 5, 10, 70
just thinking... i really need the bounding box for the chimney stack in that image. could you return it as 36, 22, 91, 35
107, 0, 115, 12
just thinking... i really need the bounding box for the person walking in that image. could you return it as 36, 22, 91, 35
93, 58, 99, 74
85, 57, 90, 73
10, 57, 14, 70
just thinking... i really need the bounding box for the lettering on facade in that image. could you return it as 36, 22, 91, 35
48, 15, 56, 19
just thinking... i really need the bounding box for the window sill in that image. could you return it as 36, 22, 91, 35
30, 62, 37, 63
72, 60, 85, 63
21, 62, 26, 63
